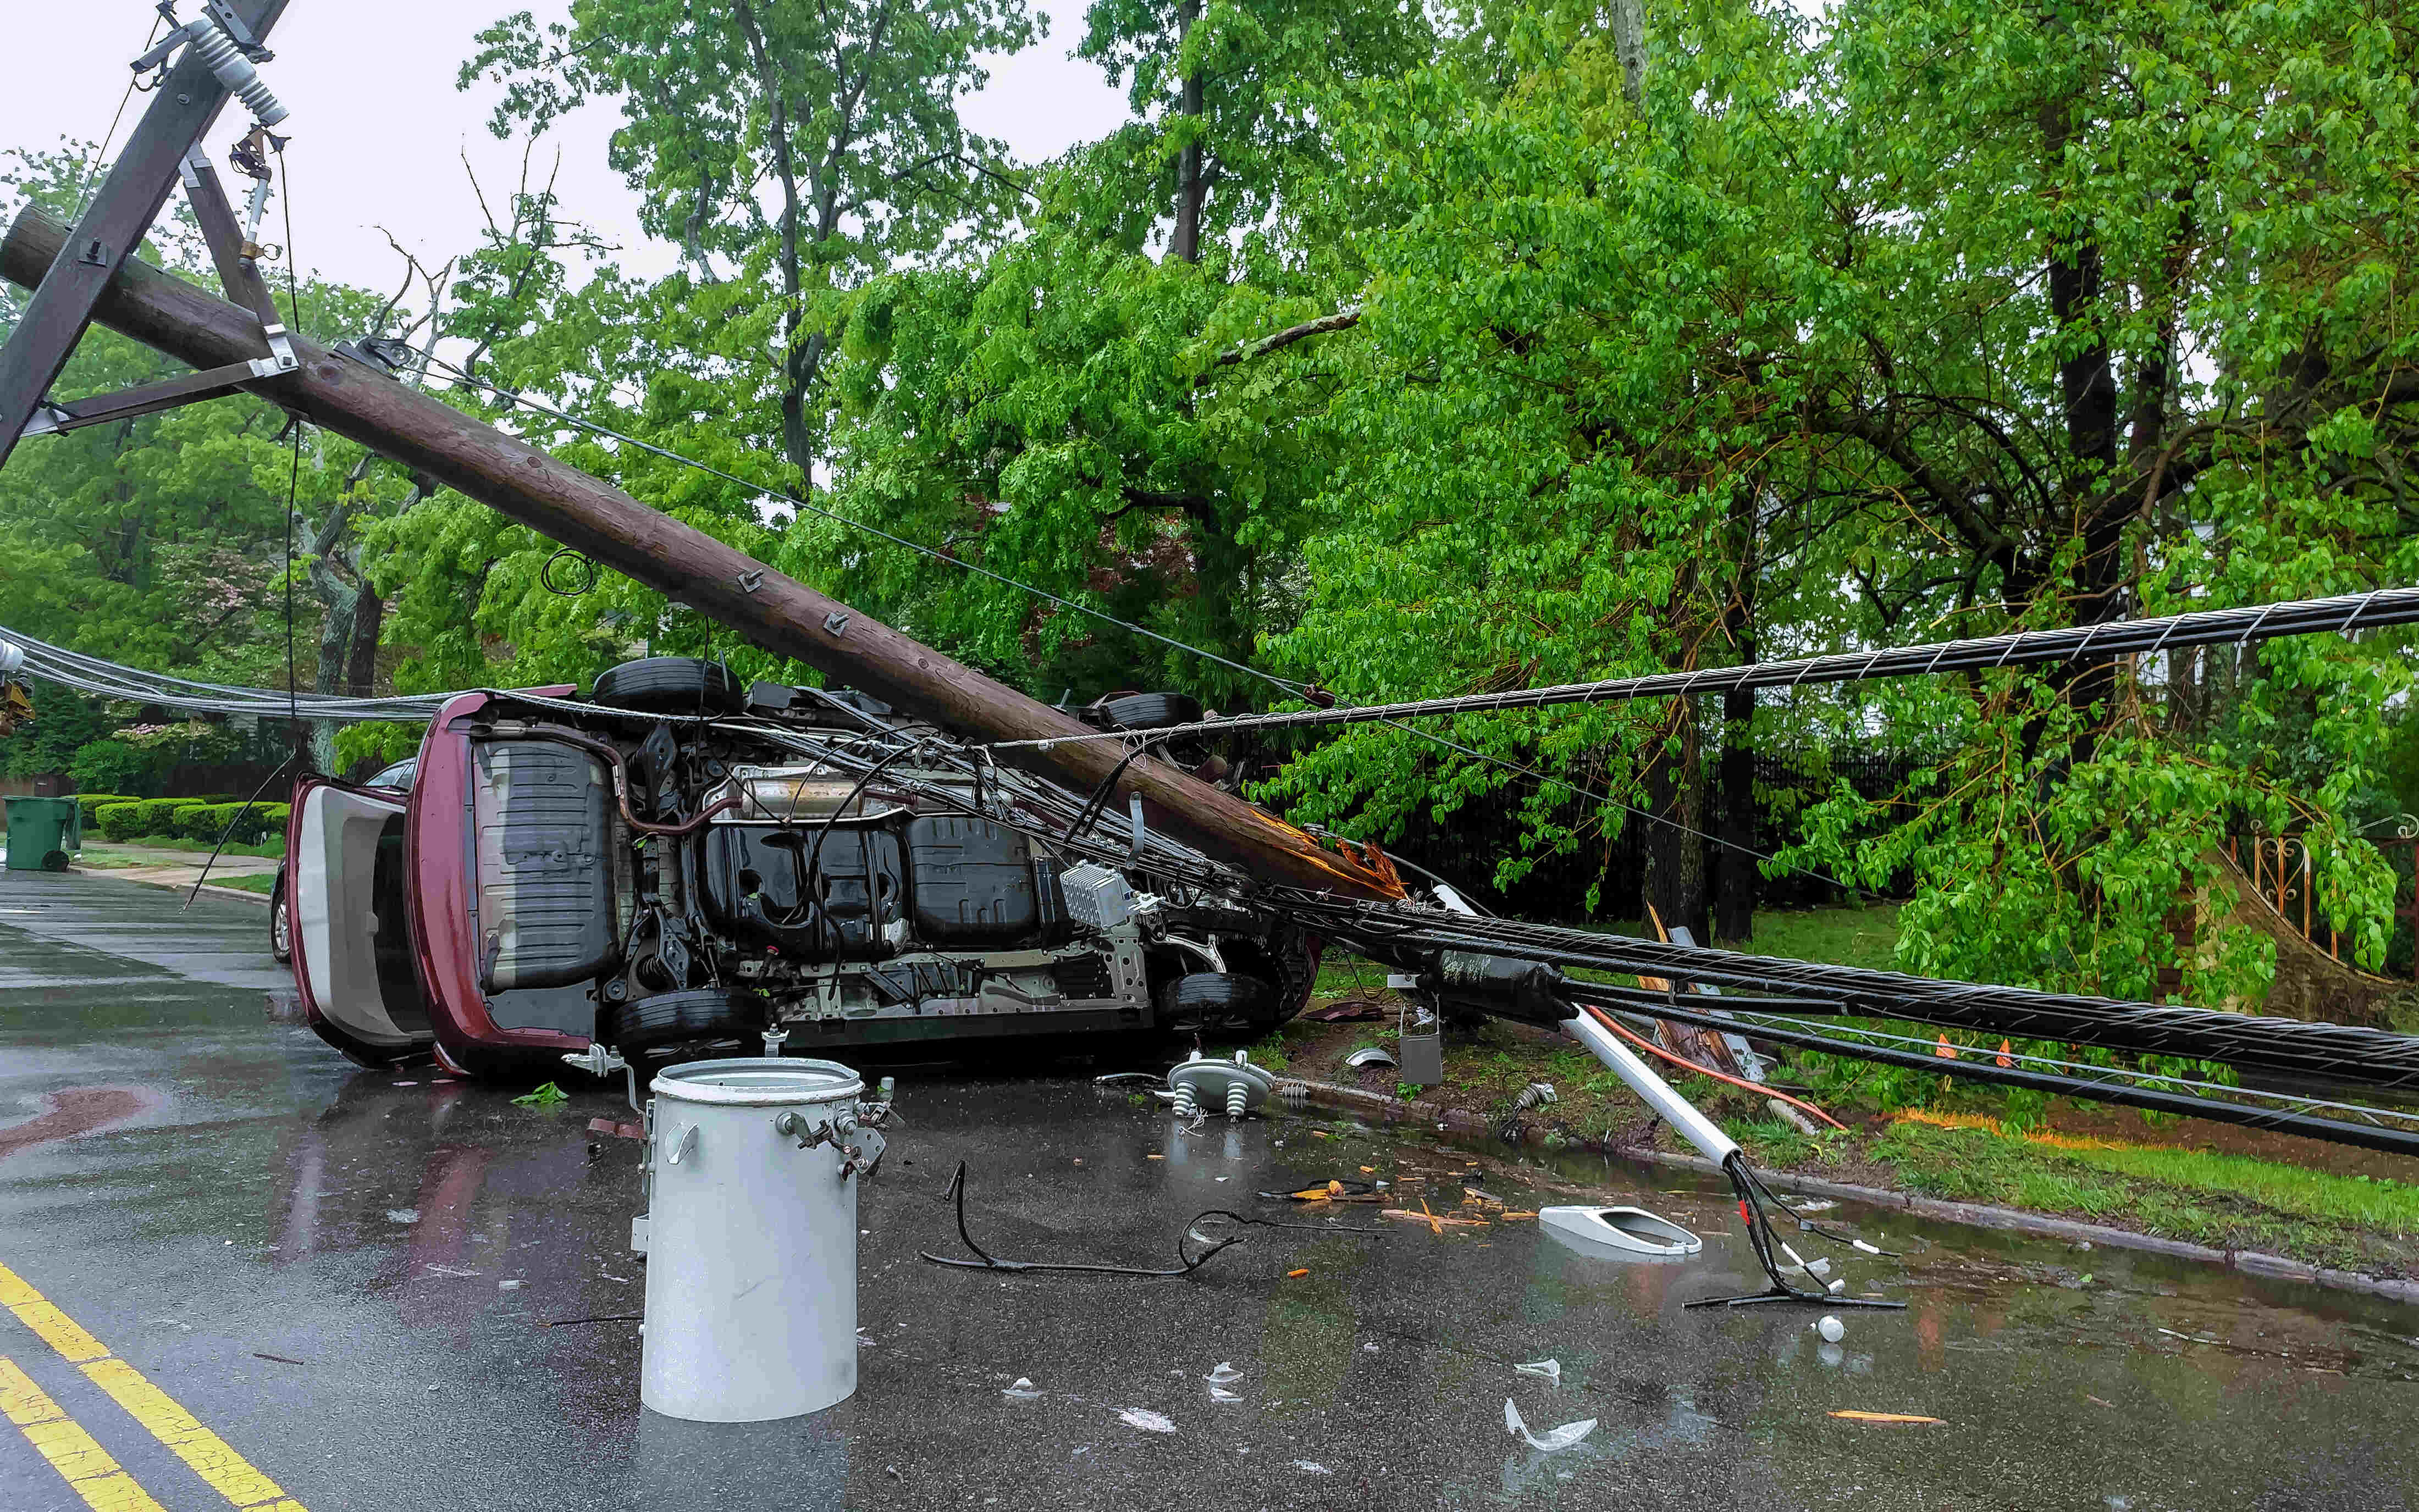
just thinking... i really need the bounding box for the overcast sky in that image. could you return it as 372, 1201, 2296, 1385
2, 2, 1129, 304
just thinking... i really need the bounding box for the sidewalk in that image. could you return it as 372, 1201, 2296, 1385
66, 843, 275, 906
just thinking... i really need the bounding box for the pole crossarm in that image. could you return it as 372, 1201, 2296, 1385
0, 0, 293, 467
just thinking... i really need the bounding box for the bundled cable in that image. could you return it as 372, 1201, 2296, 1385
1272, 892, 2419, 1094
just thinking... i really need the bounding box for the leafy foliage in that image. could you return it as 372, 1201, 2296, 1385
8, 0, 2419, 1018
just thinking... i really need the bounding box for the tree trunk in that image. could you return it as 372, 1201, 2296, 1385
1714, 478, 1758, 942
1609, 0, 1647, 105
1715, 683, 1756, 941
730, 0, 815, 482
2031, 85, 2126, 765
1642, 711, 1709, 939
308, 587, 355, 774
345, 582, 383, 698
1172, 0, 1205, 263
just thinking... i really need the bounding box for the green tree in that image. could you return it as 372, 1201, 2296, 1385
2, 142, 448, 772
1758, 0, 2419, 999
1245, 1, 1811, 931
802, 223, 1355, 706
1076, 0, 1432, 260
462, 0, 1039, 485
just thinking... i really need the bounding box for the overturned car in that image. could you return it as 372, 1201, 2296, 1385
283, 657, 1326, 1080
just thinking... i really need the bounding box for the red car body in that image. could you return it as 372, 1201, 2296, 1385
404, 690, 593, 1078
284, 668, 1329, 1080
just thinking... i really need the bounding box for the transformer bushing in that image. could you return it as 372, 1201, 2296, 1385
1167, 1050, 1275, 1121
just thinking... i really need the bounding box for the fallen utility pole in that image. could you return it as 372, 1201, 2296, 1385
0, 204, 1401, 900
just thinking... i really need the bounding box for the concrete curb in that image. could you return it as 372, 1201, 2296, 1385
71, 866, 272, 909
1279, 1077, 2419, 1305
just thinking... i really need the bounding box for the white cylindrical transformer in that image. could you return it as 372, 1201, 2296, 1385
640, 1057, 864, 1422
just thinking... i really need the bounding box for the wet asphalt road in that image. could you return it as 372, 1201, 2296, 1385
3, 868, 2418, 1511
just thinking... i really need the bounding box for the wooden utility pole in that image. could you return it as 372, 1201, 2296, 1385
2, 205, 1402, 901
0, 1, 292, 466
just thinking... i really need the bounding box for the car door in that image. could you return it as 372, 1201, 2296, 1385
286, 774, 432, 1067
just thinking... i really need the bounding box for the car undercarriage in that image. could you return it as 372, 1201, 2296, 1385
294, 657, 1328, 1077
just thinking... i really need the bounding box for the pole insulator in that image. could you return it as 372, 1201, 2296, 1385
180, 18, 289, 127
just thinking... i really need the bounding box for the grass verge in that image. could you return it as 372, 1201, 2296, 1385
86, 835, 284, 859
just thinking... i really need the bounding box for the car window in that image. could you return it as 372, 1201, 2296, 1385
369, 758, 417, 791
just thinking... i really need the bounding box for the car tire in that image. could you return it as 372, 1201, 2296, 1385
1100, 692, 1203, 732
1161, 971, 1274, 1037
609, 988, 749, 1056
592, 657, 747, 716
270, 894, 292, 964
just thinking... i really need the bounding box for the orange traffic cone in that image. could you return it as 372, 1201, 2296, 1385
1934, 1034, 1958, 1060
1995, 1040, 2014, 1068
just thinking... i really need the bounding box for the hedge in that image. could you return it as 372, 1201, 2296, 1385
73, 794, 136, 827
93, 802, 151, 842
91, 797, 291, 845
174, 802, 290, 845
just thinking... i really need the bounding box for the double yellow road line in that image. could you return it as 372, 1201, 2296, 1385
0, 1260, 305, 1511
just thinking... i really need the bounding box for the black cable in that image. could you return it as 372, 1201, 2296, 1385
1384, 851, 1496, 913
1553, 994, 2419, 1156
1687, 1153, 1901, 1310
1270, 893, 2419, 1089
1741, 1162, 1898, 1258
404, 352, 1861, 890
1376, 716, 1842, 890
183, 755, 293, 909
282, 417, 301, 764
793, 741, 924, 954
277, 146, 305, 769
1069, 739, 1155, 844
982, 589, 2419, 745
918, 1161, 1377, 1277
70, 14, 163, 217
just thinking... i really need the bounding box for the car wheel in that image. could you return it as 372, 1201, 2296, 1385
609, 989, 749, 1057
270, 894, 292, 963
1100, 692, 1203, 732
592, 656, 747, 716
1161, 972, 1274, 1038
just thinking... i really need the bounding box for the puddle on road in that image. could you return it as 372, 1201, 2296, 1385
15, 1037, 2418, 1510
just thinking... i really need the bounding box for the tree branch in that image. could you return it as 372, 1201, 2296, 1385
1196, 308, 1362, 385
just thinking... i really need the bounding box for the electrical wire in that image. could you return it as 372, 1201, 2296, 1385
1368, 715, 1842, 891
1693, 1153, 1904, 1310
1565, 989, 2419, 1158
1579, 1002, 1847, 1131
183, 754, 292, 908
282, 416, 301, 760
70, 14, 162, 219
278, 144, 303, 765
979, 588, 2419, 748
391, 351, 1864, 891
1270, 893, 2419, 1091
1712, 1011, 2419, 1133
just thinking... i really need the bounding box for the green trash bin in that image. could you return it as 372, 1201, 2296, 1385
4, 795, 79, 871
